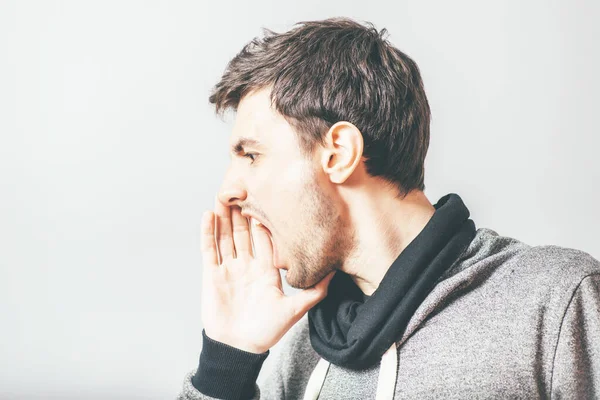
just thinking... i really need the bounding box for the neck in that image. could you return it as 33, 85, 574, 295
340, 187, 436, 296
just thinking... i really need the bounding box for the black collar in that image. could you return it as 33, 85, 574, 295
308, 193, 477, 369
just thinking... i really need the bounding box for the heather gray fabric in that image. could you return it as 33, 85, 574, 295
177, 227, 600, 399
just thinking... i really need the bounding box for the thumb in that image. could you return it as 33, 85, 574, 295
288, 270, 337, 319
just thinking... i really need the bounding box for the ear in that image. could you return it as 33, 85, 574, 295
320, 121, 364, 184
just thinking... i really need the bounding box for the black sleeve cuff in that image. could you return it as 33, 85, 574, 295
191, 329, 270, 400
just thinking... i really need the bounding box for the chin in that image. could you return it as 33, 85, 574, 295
284, 268, 323, 290
283, 268, 304, 289
283, 270, 300, 289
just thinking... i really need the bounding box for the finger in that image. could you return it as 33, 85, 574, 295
200, 211, 218, 267
214, 196, 235, 262
251, 219, 273, 267
231, 206, 252, 258
288, 270, 337, 319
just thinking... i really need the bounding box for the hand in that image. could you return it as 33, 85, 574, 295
200, 198, 336, 354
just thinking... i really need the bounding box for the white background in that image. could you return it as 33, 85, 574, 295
1, 1, 598, 398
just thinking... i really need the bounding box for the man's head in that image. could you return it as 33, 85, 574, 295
211, 17, 431, 289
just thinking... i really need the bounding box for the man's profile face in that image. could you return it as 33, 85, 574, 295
218, 87, 351, 289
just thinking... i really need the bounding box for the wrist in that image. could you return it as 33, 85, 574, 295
192, 329, 269, 399
204, 329, 269, 354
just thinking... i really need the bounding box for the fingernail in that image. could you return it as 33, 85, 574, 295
251, 218, 262, 227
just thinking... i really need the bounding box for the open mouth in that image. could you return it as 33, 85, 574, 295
245, 216, 284, 269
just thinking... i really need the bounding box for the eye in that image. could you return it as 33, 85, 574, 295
243, 153, 258, 162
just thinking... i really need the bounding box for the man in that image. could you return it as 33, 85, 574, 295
178, 17, 600, 399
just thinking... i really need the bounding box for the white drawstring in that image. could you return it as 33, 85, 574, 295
302, 356, 331, 400
376, 341, 398, 400
302, 342, 398, 400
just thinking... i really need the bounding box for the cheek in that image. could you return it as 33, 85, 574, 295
268, 160, 310, 206
254, 158, 306, 193
281, 161, 309, 185
253, 159, 313, 233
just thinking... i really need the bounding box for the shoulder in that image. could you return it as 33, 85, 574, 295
517, 243, 600, 288
449, 227, 600, 311
481, 231, 600, 317
461, 227, 600, 284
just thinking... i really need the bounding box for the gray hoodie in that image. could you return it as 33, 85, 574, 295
177, 227, 600, 399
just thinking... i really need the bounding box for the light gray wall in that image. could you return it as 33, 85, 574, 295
1, 1, 598, 398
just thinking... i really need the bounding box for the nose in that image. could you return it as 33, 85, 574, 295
217, 181, 247, 208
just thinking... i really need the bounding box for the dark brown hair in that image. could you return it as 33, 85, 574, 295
209, 17, 431, 198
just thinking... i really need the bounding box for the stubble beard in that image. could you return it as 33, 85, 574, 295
286, 179, 354, 289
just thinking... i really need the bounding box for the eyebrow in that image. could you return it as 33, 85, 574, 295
231, 137, 264, 154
